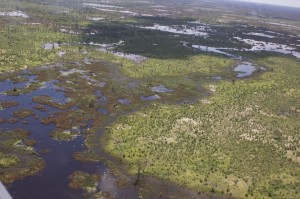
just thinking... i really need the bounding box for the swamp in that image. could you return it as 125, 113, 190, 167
0, 0, 299, 198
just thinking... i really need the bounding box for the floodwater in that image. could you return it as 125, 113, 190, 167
83, 3, 123, 9
191, 44, 264, 78
0, 58, 190, 198
244, 32, 275, 38
98, 107, 109, 115
87, 17, 104, 21
58, 51, 66, 57
43, 43, 60, 50
112, 52, 147, 63
191, 45, 242, 59
95, 90, 108, 105
188, 29, 300, 79
60, 69, 86, 77
233, 37, 300, 58
234, 62, 257, 77
83, 3, 137, 15
0, 75, 84, 198
93, 41, 147, 63
211, 76, 222, 80
0, 11, 29, 18
1, 9, 299, 198
118, 99, 131, 105
141, 95, 161, 101
151, 85, 173, 93
137, 24, 209, 37
0, 73, 139, 199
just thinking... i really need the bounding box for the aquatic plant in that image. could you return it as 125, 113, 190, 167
12, 109, 35, 119
50, 129, 79, 141
0, 129, 44, 184
69, 171, 100, 193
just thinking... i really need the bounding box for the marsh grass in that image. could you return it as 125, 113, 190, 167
0, 129, 44, 184
69, 171, 100, 193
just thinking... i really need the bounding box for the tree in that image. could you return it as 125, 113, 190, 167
133, 159, 149, 186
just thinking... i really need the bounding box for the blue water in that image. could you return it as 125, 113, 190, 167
140, 95, 161, 101
1, 73, 139, 199
118, 98, 131, 105
234, 62, 257, 78
150, 85, 173, 93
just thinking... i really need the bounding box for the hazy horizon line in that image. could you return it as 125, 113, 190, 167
237, 0, 300, 8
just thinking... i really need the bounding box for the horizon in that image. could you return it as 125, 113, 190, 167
237, 0, 300, 8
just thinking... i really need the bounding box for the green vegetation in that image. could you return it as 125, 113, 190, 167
5, 82, 42, 96
120, 55, 234, 78
41, 110, 93, 129
23, 139, 36, 147
0, 0, 300, 198
50, 129, 79, 141
0, 23, 74, 72
73, 151, 105, 163
0, 101, 19, 109
0, 153, 19, 168
69, 171, 100, 192
68, 170, 110, 198
104, 57, 300, 199
32, 95, 76, 110
12, 109, 35, 118
0, 129, 44, 184
115, 177, 130, 189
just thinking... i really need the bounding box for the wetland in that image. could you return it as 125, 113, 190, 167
0, 0, 300, 199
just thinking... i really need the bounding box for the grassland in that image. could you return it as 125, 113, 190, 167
0, 22, 73, 72
120, 55, 234, 78
104, 57, 300, 199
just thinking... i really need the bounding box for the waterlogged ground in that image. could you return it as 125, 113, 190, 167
0, 0, 300, 198
1, 55, 230, 198
0, 65, 141, 198
0, 48, 296, 199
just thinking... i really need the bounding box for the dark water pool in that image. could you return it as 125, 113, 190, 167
0, 75, 139, 199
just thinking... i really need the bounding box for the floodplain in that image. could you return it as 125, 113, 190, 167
0, 0, 299, 198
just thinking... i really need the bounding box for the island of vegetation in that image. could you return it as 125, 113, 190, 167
0, 0, 299, 198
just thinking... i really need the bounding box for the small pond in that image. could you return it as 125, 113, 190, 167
234, 62, 257, 78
